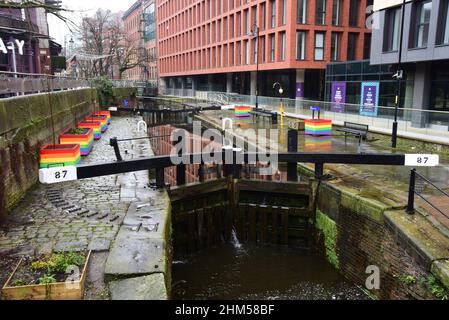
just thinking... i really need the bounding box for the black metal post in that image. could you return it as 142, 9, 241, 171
392, 0, 406, 148
407, 169, 416, 214
155, 167, 165, 188
176, 164, 186, 186
255, 25, 259, 111
287, 129, 299, 182
109, 137, 123, 162
315, 163, 324, 179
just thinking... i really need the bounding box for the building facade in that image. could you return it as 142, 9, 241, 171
0, 3, 53, 74
371, 0, 449, 127
157, 0, 373, 99
123, 0, 158, 84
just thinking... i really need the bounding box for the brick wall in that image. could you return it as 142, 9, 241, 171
317, 182, 439, 299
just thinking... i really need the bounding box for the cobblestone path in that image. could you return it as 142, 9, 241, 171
0, 116, 149, 256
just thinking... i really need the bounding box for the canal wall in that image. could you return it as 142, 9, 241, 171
311, 174, 449, 300
0, 87, 137, 219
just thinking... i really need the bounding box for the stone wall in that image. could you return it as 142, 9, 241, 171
0, 89, 97, 218
316, 181, 449, 300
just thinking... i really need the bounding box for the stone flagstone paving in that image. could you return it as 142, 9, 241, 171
0, 116, 150, 256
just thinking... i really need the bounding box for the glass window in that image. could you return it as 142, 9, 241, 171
347, 33, 357, 60
261, 3, 266, 30
316, 0, 326, 25
349, 0, 360, 27
315, 32, 325, 60
412, 1, 432, 48
297, 0, 307, 24
280, 32, 286, 61
281, 0, 287, 25
331, 32, 340, 61
383, 7, 401, 52
271, 0, 276, 28
437, 0, 449, 44
332, 0, 342, 26
270, 34, 276, 61
296, 31, 306, 60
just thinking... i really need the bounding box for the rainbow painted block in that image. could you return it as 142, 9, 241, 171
39, 144, 81, 169
77, 121, 102, 140
85, 115, 108, 133
94, 111, 111, 125
305, 119, 332, 136
59, 128, 94, 156
305, 136, 333, 152
235, 106, 252, 118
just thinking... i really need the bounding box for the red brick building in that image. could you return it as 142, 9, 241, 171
123, 0, 158, 84
157, 0, 372, 99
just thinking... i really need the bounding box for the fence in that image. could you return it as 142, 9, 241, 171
407, 169, 449, 220
0, 71, 140, 98
161, 89, 449, 140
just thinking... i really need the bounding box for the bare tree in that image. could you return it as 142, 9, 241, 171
74, 9, 148, 79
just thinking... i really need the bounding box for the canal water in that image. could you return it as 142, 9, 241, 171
172, 242, 368, 300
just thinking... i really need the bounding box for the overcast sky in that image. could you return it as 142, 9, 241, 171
48, 0, 136, 45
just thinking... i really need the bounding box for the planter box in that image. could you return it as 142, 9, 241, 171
39, 144, 81, 169
1, 252, 91, 300
85, 115, 108, 133
305, 119, 332, 136
235, 106, 252, 118
94, 111, 111, 125
77, 121, 102, 140
59, 128, 94, 156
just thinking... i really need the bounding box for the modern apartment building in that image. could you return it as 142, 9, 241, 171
123, 0, 158, 84
371, 0, 449, 127
157, 0, 373, 99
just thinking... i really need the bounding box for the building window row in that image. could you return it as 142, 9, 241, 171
159, 0, 370, 41
383, 0, 449, 53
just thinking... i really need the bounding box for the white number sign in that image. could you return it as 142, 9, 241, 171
39, 166, 78, 184
405, 154, 439, 167
108, 107, 118, 111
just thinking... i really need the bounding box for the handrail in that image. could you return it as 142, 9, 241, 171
407, 169, 449, 219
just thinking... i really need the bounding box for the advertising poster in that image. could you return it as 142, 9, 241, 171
360, 82, 380, 117
296, 82, 304, 99
331, 82, 346, 113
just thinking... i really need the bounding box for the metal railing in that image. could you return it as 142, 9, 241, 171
0, 71, 140, 98
407, 169, 449, 220
161, 89, 449, 139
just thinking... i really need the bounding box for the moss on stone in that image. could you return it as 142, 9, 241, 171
315, 209, 340, 270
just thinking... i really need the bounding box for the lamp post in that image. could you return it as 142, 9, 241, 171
249, 23, 260, 110
392, 0, 406, 148
273, 82, 284, 115
64, 35, 74, 57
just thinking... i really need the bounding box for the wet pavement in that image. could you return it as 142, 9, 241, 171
0, 116, 149, 260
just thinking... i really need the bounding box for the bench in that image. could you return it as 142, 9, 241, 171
336, 122, 369, 144
250, 109, 278, 124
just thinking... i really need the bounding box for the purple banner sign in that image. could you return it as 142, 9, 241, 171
331, 82, 346, 113
296, 82, 304, 99
360, 82, 379, 117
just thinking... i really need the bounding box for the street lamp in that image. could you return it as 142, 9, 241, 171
64, 35, 74, 57
392, 0, 406, 148
273, 82, 285, 115
249, 23, 260, 110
